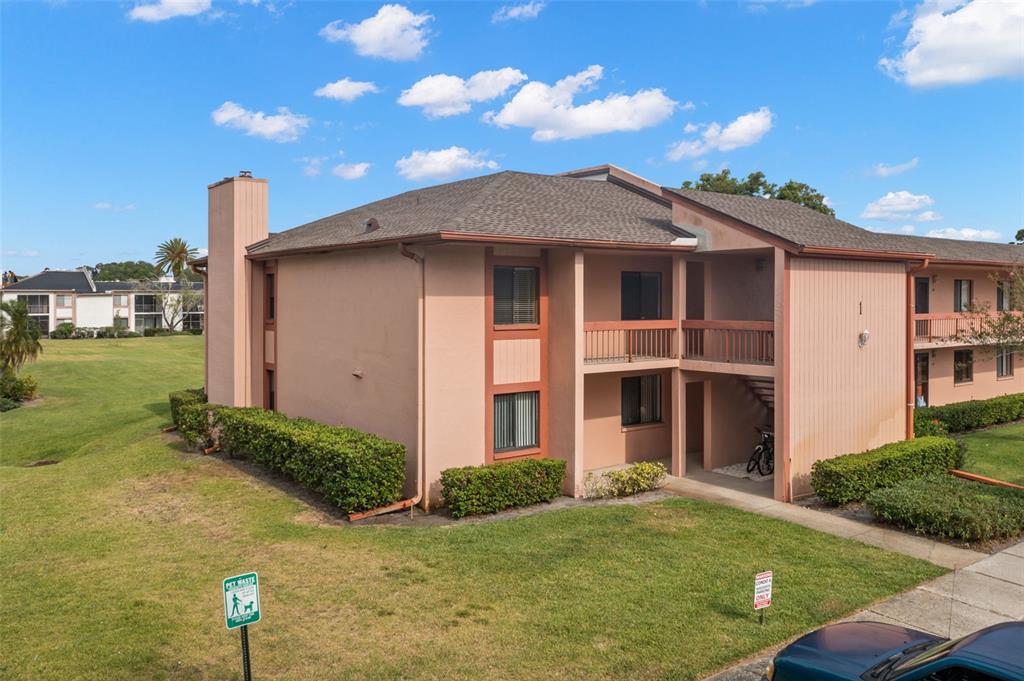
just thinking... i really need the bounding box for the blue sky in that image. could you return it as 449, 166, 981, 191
2, 0, 1022, 273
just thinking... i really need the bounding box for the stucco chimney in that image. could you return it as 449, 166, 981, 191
206, 172, 268, 406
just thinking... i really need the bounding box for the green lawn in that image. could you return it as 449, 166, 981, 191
1, 338, 945, 680
960, 421, 1024, 485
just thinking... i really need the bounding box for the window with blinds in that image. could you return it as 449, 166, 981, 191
493, 391, 539, 452
997, 349, 1014, 378
621, 374, 662, 426
953, 279, 973, 312
494, 266, 539, 325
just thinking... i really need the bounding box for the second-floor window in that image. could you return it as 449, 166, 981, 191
954, 350, 973, 384
494, 266, 538, 325
996, 282, 1012, 312
265, 272, 276, 322
56, 295, 72, 308
953, 279, 972, 312
997, 349, 1014, 378
17, 294, 48, 314
622, 374, 662, 426
113, 294, 128, 307
134, 294, 159, 313
621, 271, 662, 320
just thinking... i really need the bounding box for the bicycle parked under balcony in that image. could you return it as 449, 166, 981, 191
747, 426, 774, 477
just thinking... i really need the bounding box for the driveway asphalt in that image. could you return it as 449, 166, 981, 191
702, 540, 1024, 681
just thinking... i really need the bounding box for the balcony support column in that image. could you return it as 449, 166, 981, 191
671, 255, 686, 477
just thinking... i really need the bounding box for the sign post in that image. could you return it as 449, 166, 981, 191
224, 572, 261, 681
754, 570, 772, 625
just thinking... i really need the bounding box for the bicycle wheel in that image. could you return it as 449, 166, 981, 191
747, 445, 763, 473
758, 447, 774, 476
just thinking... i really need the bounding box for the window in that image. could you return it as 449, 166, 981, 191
113, 316, 128, 330
997, 348, 1014, 378
493, 391, 539, 452
134, 294, 159, 313
953, 279, 972, 312
954, 350, 973, 384
113, 295, 128, 307
996, 281, 1012, 312
265, 273, 276, 322
183, 313, 203, 331
265, 370, 276, 411
16, 294, 48, 314
621, 374, 662, 426
55, 295, 72, 308
621, 272, 662, 320
493, 266, 539, 325
134, 315, 162, 332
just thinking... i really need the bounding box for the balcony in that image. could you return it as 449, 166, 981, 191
583, 320, 677, 366
914, 313, 985, 347
680, 320, 774, 366
26, 305, 49, 314
134, 304, 160, 314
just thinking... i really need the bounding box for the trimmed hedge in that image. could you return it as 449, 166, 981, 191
867, 475, 1024, 542
915, 393, 1024, 435
178, 402, 216, 447
811, 437, 961, 505
169, 388, 206, 428
441, 459, 566, 518
585, 461, 667, 498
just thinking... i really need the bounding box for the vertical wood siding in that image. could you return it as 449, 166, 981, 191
788, 258, 906, 496
493, 338, 541, 384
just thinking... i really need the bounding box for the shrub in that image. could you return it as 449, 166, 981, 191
50, 322, 75, 339
585, 461, 667, 498
811, 436, 960, 505
169, 388, 206, 428
440, 459, 566, 518
914, 417, 949, 438
867, 475, 1024, 542
72, 327, 97, 339
915, 393, 1024, 435
0, 397, 19, 412
0, 371, 38, 403
177, 402, 216, 447
214, 407, 406, 514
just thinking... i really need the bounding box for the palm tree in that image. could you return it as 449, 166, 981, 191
0, 300, 43, 374
154, 238, 199, 281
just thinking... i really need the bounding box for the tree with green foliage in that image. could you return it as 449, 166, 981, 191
1014, 228, 1023, 244
154, 238, 199, 282
0, 300, 43, 373
956, 264, 1024, 359
681, 169, 835, 217
94, 260, 161, 282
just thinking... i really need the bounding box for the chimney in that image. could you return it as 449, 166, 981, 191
206, 171, 268, 406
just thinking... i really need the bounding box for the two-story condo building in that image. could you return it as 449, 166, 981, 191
1, 269, 204, 335
194, 167, 1021, 509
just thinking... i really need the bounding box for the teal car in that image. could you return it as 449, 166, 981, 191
762, 621, 1024, 681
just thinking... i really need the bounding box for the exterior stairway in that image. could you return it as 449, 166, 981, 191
743, 376, 775, 413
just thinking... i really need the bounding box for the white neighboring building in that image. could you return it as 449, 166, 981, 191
0, 268, 203, 336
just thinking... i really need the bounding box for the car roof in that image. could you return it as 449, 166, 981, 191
946, 622, 1024, 675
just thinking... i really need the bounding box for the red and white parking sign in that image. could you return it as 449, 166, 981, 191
754, 571, 773, 610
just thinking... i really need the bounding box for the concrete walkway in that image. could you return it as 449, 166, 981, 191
702, 541, 1024, 681
663, 474, 986, 569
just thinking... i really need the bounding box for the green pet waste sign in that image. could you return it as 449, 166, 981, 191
223, 572, 261, 629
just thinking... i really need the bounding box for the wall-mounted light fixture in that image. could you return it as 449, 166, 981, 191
858, 329, 871, 348
352, 370, 363, 379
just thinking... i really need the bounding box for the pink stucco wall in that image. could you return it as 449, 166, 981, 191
583, 252, 673, 321
923, 347, 1020, 406
704, 252, 774, 321
273, 247, 421, 496
582, 368, 673, 470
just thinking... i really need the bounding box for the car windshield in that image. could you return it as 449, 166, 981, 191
885, 636, 961, 678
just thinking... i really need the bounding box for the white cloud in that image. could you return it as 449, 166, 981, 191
319, 4, 432, 61
211, 101, 310, 143
196, 247, 209, 258
128, 0, 211, 22
683, 122, 700, 134
398, 68, 527, 118
927, 227, 1003, 241
395, 146, 498, 181
880, 1, 1024, 87
332, 162, 371, 180
299, 156, 328, 176
860, 190, 935, 220
666, 106, 774, 160
915, 210, 942, 222
680, 101, 696, 112
492, 2, 545, 23
484, 65, 676, 141
1, 249, 41, 258
94, 202, 137, 213
314, 78, 380, 102
872, 156, 919, 177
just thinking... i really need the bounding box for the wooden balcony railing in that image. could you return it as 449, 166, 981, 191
680, 320, 774, 365
913, 313, 986, 343
583, 320, 677, 364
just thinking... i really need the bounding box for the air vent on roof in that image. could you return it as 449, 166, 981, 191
239, 170, 252, 178
364, 218, 380, 233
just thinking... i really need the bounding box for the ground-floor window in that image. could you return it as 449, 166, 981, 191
113, 316, 128, 330
997, 349, 1014, 378
954, 350, 973, 384
493, 391, 539, 452
265, 369, 276, 411
182, 312, 203, 331
621, 374, 662, 426
134, 315, 162, 332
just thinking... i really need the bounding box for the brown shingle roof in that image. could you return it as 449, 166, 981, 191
665, 187, 1023, 265
249, 171, 689, 256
